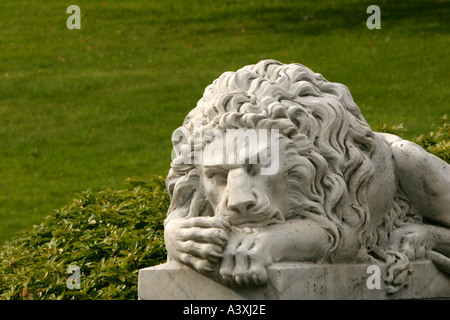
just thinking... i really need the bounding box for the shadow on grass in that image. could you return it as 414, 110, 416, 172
137, 0, 450, 36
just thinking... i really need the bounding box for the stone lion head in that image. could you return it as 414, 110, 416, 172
165, 59, 389, 261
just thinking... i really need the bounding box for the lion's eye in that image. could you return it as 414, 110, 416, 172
205, 171, 227, 184
206, 172, 217, 179
246, 164, 259, 176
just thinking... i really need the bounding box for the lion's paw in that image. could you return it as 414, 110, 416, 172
217, 227, 272, 287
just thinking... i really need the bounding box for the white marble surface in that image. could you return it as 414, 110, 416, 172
138, 260, 450, 300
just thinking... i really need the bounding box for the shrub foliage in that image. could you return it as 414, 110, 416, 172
0, 116, 448, 300
412, 115, 450, 163
375, 115, 449, 163
0, 177, 168, 300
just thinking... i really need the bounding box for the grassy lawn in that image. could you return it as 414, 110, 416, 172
0, 0, 448, 244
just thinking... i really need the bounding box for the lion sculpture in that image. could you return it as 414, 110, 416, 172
164, 60, 450, 293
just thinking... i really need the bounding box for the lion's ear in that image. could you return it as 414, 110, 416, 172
189, 192, 214, 218
168, 171, 213, 219
168, 170, 200, 212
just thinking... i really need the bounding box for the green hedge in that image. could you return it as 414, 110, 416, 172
0, 177, 168, 300
412, 115, 449, 163
0, 115, 448, 300
375, 114, 449, 163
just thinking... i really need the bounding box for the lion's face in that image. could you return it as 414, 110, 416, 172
198, 128, 288, 227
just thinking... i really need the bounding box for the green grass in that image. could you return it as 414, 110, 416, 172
0, 0, 449, 244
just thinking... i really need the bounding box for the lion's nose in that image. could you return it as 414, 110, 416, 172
226, 168, 256, 216
227, 192, 256, 216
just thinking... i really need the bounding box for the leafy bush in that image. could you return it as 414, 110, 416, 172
375, 114, 449, 163
373, 122, 407, 135
0, 116, 448, 300
0, 177, 168, 300
412, 115, 450, 163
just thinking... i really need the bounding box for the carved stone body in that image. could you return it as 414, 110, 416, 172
163, 60, 450, 292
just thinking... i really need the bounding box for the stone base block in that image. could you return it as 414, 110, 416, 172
138, 260, 450, 300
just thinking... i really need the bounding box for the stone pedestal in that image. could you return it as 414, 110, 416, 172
138, 260, 450, 300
